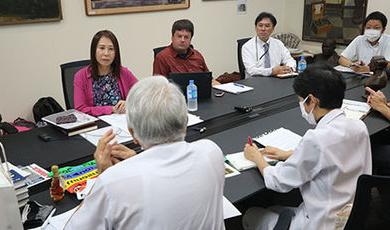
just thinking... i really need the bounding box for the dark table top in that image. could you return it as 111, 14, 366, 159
3, 73, 390, 213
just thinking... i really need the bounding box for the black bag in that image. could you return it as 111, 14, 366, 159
33, 97, 64, 122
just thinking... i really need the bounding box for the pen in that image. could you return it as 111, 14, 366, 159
233, 83, 245, 88
248, 136, 253, 145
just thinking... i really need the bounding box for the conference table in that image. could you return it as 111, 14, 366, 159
1, 72, 390, 215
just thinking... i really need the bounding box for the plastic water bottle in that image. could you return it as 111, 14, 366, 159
297, 56, 307, 73
187, 80, 198, 111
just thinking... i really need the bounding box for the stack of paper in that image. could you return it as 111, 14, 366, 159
3, 162, 30, 207
334, 65, 355, 73
213, 82, 253, 94
341, 99, 371, 120
43, 110, 98, 136
99, 114, 128, 131
81, 126, 132, 146
254, 127, 302, 151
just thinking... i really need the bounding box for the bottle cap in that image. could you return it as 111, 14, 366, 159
189, 80, 194, 84
51, 165, 59, 176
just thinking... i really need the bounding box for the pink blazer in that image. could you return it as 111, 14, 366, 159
74, 66, 138, 116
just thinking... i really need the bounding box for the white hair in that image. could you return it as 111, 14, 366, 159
126, 76, 188, 148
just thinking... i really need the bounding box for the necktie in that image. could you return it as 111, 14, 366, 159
263, 43, 270, 68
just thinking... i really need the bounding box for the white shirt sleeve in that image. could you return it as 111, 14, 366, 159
242, 38, 273, 77
281, 45, 297, 69
340, 36, 360, 61
263, 132, 322, 193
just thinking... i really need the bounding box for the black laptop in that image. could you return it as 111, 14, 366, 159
168, 72, 212, 99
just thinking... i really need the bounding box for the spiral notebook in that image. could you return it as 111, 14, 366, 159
253, 127, 302, 151
225, 128, 302, 171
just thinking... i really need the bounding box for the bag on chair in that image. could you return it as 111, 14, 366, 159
32, 97, 64, 122
0, 143, 23, 230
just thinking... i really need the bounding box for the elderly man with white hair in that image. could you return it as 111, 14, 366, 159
65, 76, 225, 230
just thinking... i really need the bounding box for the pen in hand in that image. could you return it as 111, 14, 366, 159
248, 136, 253, 145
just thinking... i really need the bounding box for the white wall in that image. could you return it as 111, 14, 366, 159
0, 0, 285, 121
2, 0, 389, 121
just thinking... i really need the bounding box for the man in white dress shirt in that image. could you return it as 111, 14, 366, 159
242, 64, 372, 230
339, 11, 390, 73
242, 12, 296, 78
65, 76, 225, 230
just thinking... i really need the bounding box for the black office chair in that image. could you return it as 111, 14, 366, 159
60, 60, 90, 110
237, 38, 251, 79
153, 46, 167, 58
344, 174, 390, 230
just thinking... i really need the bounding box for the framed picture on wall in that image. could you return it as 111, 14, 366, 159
0, 0, 62, 26
85, 0, 190, 16
302, 0, 368, 45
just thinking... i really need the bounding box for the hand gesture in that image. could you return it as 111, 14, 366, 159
110, 144, 136, 164
94, 129, 116, 173
366, 87, 388, 113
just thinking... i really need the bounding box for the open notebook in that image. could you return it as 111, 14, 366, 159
341, 99, 371, 120
225, 128, 302, 171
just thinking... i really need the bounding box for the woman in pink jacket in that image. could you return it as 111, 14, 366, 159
74, 30, 138, 116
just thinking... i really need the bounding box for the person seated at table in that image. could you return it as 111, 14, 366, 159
366, 86, 390, 174
153, 19, 219, 85
242, 64, 371, 229
242, 12, 296, 78
313, 38, 339, 67
65, 76, 225, 230
74, 30, 138, 116
365, 87, 390, 225
339, 11, 390, 73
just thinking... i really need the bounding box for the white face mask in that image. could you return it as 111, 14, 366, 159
364, 29, 382, 42
299, 96, 316, 125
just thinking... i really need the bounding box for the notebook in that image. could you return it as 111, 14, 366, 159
341, 99, 371, 120
168, 72, 212, 99
213, 82, 253, 94
225, 152, 277, 171
253, 127, 302, 151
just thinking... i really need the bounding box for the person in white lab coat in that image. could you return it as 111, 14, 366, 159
242, 64, 372, 230
65, 76, 225, 230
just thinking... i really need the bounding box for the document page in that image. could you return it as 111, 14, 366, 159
223, 196, 241, 219
254, 127, 302, 151
341, 99, 370, 120
81, 126, 133, 146
213, 82, 253, 94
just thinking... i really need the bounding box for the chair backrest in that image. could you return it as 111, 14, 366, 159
153, 46, 167, 58
60, 60, 90, 110
237, 38, 251, 79
344, 174, 390, 230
